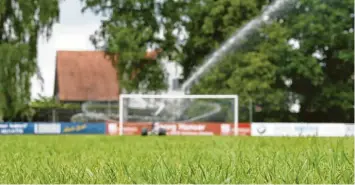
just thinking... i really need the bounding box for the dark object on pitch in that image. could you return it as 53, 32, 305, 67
158, 128, 166, 136
141, 128, 148, 136
140, 127, 166, 136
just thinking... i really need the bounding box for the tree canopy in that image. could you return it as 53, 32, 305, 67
0, 0, 61, 121
81, 0, 270, 93
192, 0, 354, 122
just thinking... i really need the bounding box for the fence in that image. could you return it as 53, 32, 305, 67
31, 106, 119, 123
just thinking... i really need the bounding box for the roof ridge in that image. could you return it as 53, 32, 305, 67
56, 50, 103, 53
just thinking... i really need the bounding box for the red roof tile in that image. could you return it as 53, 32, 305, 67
55, 50, 159, 101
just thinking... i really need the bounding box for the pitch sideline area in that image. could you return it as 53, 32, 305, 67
0, 136, 353, 184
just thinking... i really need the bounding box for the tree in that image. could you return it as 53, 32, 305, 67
81, 0, 269, 93
264, 0, 354, 122
193, 0, 354, 122
176, 0, 269, 82
82, 0, 169, 93
0, 0, 61, 121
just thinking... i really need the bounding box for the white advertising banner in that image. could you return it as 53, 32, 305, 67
311, 123, 345, 137
252, 123, 317, 136
251, 123, 293, 136
252, 122, 352, 137
34, 123, 61, 134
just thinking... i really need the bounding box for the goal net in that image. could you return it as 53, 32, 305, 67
113, 94, 238, 136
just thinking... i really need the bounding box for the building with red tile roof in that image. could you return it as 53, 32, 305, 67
54, 50, 160, 103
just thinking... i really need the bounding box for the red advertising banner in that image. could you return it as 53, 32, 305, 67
106, 121, 251, 136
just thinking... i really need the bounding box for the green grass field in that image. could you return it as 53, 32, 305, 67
0, 136, 353, 184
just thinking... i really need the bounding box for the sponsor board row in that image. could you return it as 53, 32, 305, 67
0, 122, 106, 135
0, 122, 250, 135
106, 122, 251, 136
252, 122, 354, 137
0, 122, 352, 137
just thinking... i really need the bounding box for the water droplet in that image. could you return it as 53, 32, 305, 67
262, 15, 270, 22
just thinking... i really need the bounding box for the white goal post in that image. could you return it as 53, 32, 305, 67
119, 94, 239, 136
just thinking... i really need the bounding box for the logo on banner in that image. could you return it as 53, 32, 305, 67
178, 124, 206, 131
294, 125, 318, 136
63, 124, 87, 133
257, 125, 266, 135
221, 124, 231, 135
345, 125, 354, 136
108, 123, 118, 134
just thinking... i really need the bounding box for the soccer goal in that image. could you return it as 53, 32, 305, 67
118, 94, 239, 136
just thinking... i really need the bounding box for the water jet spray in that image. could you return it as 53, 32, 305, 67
180, 0, 296, 93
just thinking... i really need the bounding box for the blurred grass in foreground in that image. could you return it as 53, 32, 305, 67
0, 136, 353, 184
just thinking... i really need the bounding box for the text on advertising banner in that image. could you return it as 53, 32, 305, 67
106, 121, 251, 136
34, 123, 61, 134
60, 122, 106, 134
0, 122, 34, 134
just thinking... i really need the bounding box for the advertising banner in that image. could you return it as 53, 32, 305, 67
252, 122, 350, 137
252, 123, 318, 136
106, 121, 251, 136
251, 123, 277, 136
220, 123, 251, 136
311, 123, 346, 137
60, 123, 106, 134
0, 122, 35, 134
34, 123, 61, 134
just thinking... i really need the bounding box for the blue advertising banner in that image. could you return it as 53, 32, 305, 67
60, 122, 106, 134
0, 122, 35, 134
